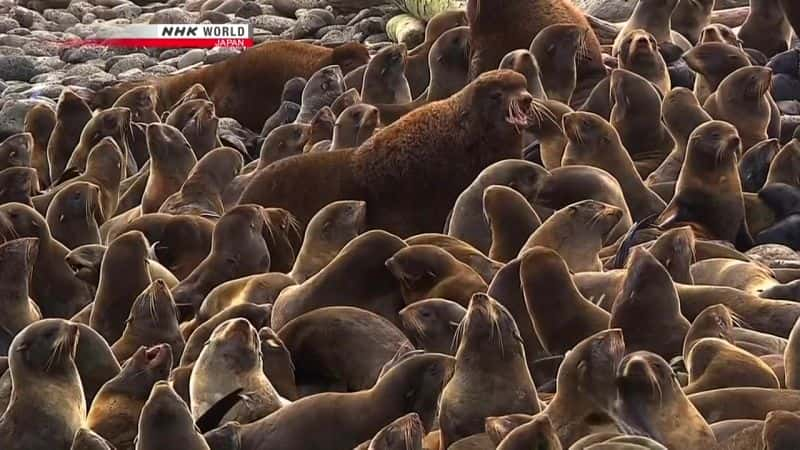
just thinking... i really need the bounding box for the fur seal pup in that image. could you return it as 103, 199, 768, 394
704, 66, 774, 151
354, 412, 424, 450
257, 326, 297, 400
205, 352, 454, 450
48, 89, 92, 183
561, 112, 666, 221
96, 41, 369, 131
642, 225, 696, 284
65, 107, 134, 177
542, 329, 625, 447
610, 247, 690, 360
172, 205, 271, 314
658, 120, 751, 248
71, 428, 114, 450
684, 42, 750, 105
295, 66, 345, 125
405, 11, 469, 96
0, 319, 84, 450
495, 415, 561, 450
302, 106, 335, 153
330, 104, 379, 150
398, 299, 465, 355
362, 44, 412, 105
0, 238, 41, 355
260, 207, 302, 273
484, 184, 541, 262
520, 200, 624, 272
447, 159, 548, 254
762, 410, 800, 449
330, 88, 360, 116
196, 273, 294, 322
0, 133, 32, 171
141, 123, 197, 213
0, 167, 38, 206
615, 351, 717, 449
499, 50, 546, 100
180, 303, 271, 366
289, 200, 365, 282
439, 293, 540, 448
609, 69, 674, 177
738, 0, 793, 58
24, 103, 55, 188
646, 87, 711, 186
191, 318, 281, 424
113, 85, 159, 124
684, 337, 780, 394
689, 388, 800, 423
740, 139, 780, 193
616, 29, 670, 95
278, 306, 411, 395
137, 380, 209, 450
404, 234, 501, 284
65, 244, 178, 296
45, 181, 103, 249
689, 258, 793, 297
386, 244, 488, 306
0, 203, 92, 318
520, 247, 610, 354
87, 344, 172, 450
529, 24, 587, 104
613, 0, 688, 56
271, 230, 406, 329
159, 147, 243, 218
671, 0, 715, 44
111, 280, 184, 363
784, 309, 800, 389
765, 132, 800, 187
240, 70, 538, 238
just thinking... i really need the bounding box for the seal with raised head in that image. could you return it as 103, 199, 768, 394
0, 132, 32, 171
684, 42, 751, 105
137, 380, 210, 450
45, 181, 104, 249
398, 298, 465, 355
671, 0, 715, 44
0, 238, 41, 355
195, 273, 294, 322
141, 122, 197, 213
71, 428, 114, 450
48, 89, 92, 183
529, 23, 587, 104
484, 184, 541, 262
362, 44, 412, 106
330, 103, 379, 150
616, 29, 670, 95
684, 337, 780, 394
65, 107, 134, 177
738, 0, 793, 58
0, 167, 38, 206
496, 414, 561, 450
613, 0, 687, 56
23, 103, 55, 188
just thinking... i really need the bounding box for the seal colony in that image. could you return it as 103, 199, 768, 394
6, 0, 800, 449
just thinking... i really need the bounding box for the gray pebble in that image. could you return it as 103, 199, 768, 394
106, 53, 156, 75
0, 46, 25, 57
236, 2, 262, 18
315, 24, 347, 39
22, 40, 61, 57
43, 9, 79, 27
6, 28, 32, 37
116, 68, 148, 81
0, 81, 6, 94
363, 33, 388, 45
0, 18, 20, 33
249, 14, 295, 34
30, 71, 66, 83
62, 70, 116, 90
149, 7, 194, 24
271, 0, 327, 17
65, 63, 105, 76
355, 16, 384, 35
199, 10, 231, 23
177, 48, 206, 68
159, 48, 190, 60
61, 46, 108, 63
0, 98, 49, 136
67, 1, 94, 17
145, 64, 177, 74
0, 55, 37, 82
111, 3, 142, 18
288, 8, 334, 39
33, 55, 65, 70
11, 7, 42, 28
204, 46, 240, 64
318, 27, 356, 46
81, 12, 98, 24
19, 83, 64, 99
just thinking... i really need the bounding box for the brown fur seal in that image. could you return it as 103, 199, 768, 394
529, 24, 587, 104
0, 203, 93, 318
259, 207, 302, 273
520, 200, 624, 272
766, 136, 800, 187
738, 0, 793, 58
689, 387, 800, 423
641, 225, 696, 284
113, 85, 159, 124
405, 11, 469, 96
71, 428, 114, 450
111, 280, 184, 363
689, 258, 792, 297
142, 123, 197, 213
288, 200, 366, 283
542, 329, 625, 447
495, 415, 561, 449
295, 66, 345, 125
302, 107, 335, 153
330, 104, 379, 150
613, 0, 688, 56
65, 244, 178, 296
0, 319, 84, 450
404, 234, 502, 284
48, 89, 92, 183
684, 337, 780, 394
520, 247, 610, 354
0, 167, 38, 206
204, 352, 455, 450
362, 44, 412, 105
45, 181, 103, 249
196, 272, 294, 322
398, 298, 466, 355
354, 412, 424, 450
683, 304, 737, 361
611, 247, 690, 360
330, 88, 360, 116
524, 98, 572, 170
484, 184, 541, 263
0, 132, 32, 170
256, 326, 297, 400
191, 318, 281, 423
66, 107, 134, 177
180, 303, 271, 367
657, 120, 751, 248
137, 380, 209, 450
561, 112, 666, 221
278, 306, 411, 395
704, 66, 774, 151
646, 87, 711, 186
271, 229, 406, 329
615, 351, 717, 449
699, 24, 740, 46
439, 293, 540, 448
239, 70, 538, 238
684, 42, 751, 106
172, 204, 271, 314
499, 50, 546, 100
784, 309, 800, 389
447, 159, 548, 254
671, 0, 715, 44
616, 29, 670, 96
385, 244, 487, 307
762, 410, 800, 449
0, 238, 41, 355
23, 103, 55, 188
87, 344, 172, 449
96, 41, 369, 131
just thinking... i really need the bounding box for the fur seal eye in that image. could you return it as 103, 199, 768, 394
490, 91, 503, 101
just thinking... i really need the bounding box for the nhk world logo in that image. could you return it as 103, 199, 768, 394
66, 24, 254, 49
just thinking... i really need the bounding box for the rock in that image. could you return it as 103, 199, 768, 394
355, 16, 385, 35
0, 98, 50, 136
159, 48, 190, 60
199, 10, 231, 23
206, 0, 244, 14
177, 48, 206, 68
116, 68, 149, 81
106, 53, 156, 75
364, 32, 389, 44
235, 2, 262, 18
20, 83, 64, 99
288, 8, 334, 39
0, 55, 37, 82
0, 17, 20, 33
60, 45, 108, 63
315, 24, 347, 39
145, 64, 177, 74
250, 14, 296, 34
11, 7, 42, 28
149, 7, 194, 23
204, 46, 241, 64
318, 26, 356, 45
271, 0, 328, 17
17, 0, 70, 11
30, 70, 66, 83
0, 46, 26, 57
62, 70, 116, 90
23, 40, 61, 57
33, 56, 66, 71
0, 81, 6, 94
43, 10, 80, 27
110, 3, 143, 19
67, 1, 94, 18
65, 63, 105, 76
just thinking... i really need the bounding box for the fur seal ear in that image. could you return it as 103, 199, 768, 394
195, 388, 244, 433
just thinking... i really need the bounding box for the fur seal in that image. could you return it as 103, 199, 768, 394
172, 204, 271, 314
159, 147, 243, 217
71, 428, 114, 450
616, 29, 670, 95
180, 303, 271, 367
330, 104, 379, 150
495, 414, 561, 450
529, 24, 587, 104
45, 181, 103, 249
137, 380, 209, 450
48, 89, 92, 183
484, 184, 541, 262
295, 66, 345, 125
398, 298, 465, 355
302, 106, 335, 153
520, 246, 610, 354
404, 233, 501, 284
87, 344, 172, 450
684, 337, 780, 394
113, 85, 159, 124
362, 44, 412, 105
330, 88, 360, 116
23, 103, 55, 188
439, 293, 540, 448
613, 0, 688, 56
740, 138, 780, 192
191, 318, 281, 424
240, 70, 538, 238
142, 123, 197, 213
499, 50, 546, 100
561, 112, 666, 221
354, 412, 424, 450
0, 133, 32, 171
0, 238, 41, 355
0, 319, 84, 450
684, 42, 750, 106
0, 167, 38, 206
195, 272, 294, 322
739, 0, 793, 58
0, 202, 93, 318
256, 326, 297, 400
671, 0, 715, 44
66, 107, 134, 177
784, 307, 800, 389
765, 132, 800, 187
447, 159, 548, 254
615, 351, 717, 449
65, 244, 178, 296
96, 41, 369, 131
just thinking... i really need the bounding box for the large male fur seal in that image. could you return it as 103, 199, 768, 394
240, 70, 538, 238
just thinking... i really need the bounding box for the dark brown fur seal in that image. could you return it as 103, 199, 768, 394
239, 70, 537, 238
0, 238, 41, 355
23, 103, 55, 188
196, 273, 294, 322
71, 428, 114, 450
95, 41, 370, 131
684, 42, 750, 106
671, 0, 715, 44
0, 167, 38, 206
484, 184, 541, 262
683, 304, 736, 361
137, 380, 209, 450
45, 181, 103, 249
404, 234, 501, 284
398, 298, 466, 355
48, 89, 92, 183
439, 293, 540, 448
66, 107, 134, 176
496, 414, 561, 450
0, 319, 84, 450
142, 123, 197, 213
362, 44, 412, 106
616, 29, 670, 95
112, 85, 160, 124
355, 412, 424, 450
738, 0, 793, 58
529, 24, 587, 104
684, 337, 780, 394
0, 132, 32, 171
499, 49, 546, 100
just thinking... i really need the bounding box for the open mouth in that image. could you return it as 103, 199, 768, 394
505, 97, 530, 132
145, 344, 170, 368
